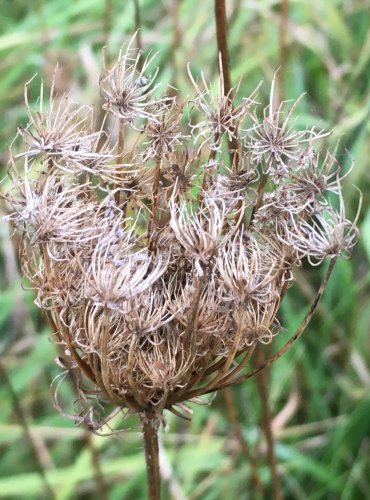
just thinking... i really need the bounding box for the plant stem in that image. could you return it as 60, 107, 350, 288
142, 413, 161, 500
214, 0, 239, 164
254, 347, 282, 500
214, 0, 232, 96
133, 0, 143, 55
170, 0, 181, 91
279, 0, 289, 104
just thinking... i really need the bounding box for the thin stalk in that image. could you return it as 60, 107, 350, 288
127, 334, 146, 407
214, 0, 232, 97
170, 0, 181, 91
97, 0, 112, 147
214, 0, 239, 164
279, 0, 289, 104
183, 275, 204, 346
254, 347, 282, 500
174, 344, 256, 404
133, 0, 143, 55
142, 414, 161, 500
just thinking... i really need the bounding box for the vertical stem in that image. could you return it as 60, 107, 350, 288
133, 0, 143, 55
170, 0, 181, 91
214, 0, 232, 95
254, 347, 282, 500
279, 0, 289, 104
97, 0, 112, 149
142, 414, 161, 500
214, 0, 239, 164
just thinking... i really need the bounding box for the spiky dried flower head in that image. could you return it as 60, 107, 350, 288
248, 75, 329, 182
188, 55, 258, 152
4, 39, 359, 431
99, 35, 170, 127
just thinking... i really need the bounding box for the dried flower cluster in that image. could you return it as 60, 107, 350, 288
5, 39, 358, 430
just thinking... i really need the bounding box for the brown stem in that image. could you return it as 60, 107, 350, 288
254, 347, 282, 500
278, 0, 289, 104
142, 413, 161, 500
133, 0, 143, 56
214, 0, 239, 164
214, 0, 232, 96
170, 0, 181, 91
171, 275, 206, 402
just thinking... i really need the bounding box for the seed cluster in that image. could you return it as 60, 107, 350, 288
5, 38, 358, 428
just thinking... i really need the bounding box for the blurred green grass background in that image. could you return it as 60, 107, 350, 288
0, 0, 369, 498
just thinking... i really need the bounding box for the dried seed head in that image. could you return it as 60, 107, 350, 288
5, 39, 358, 429
100, 36, 168, 126
143, 102, 184, 160
188, 56, 256, 151
248, 76, 328, 180
17, 81, 110, 175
